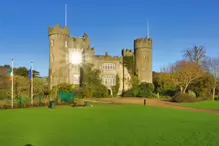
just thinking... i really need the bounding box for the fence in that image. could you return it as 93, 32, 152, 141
0, 92, 75, 109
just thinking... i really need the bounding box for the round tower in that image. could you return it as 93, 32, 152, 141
134, 38, 153, 83
48, 24, 70, 88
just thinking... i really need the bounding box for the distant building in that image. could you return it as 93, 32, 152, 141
48, 25, 152, 95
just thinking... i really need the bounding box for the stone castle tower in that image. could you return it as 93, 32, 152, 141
134, 37, 153, 83
48, 25, 70, 89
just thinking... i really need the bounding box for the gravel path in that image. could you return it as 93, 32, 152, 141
86, 98, 219, 114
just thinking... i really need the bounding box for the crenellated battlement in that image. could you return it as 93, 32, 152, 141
48, 24, 70, 36
89, 47, 96, 55
69, 33, 90, 44
134, 38, 152, 49
90, 47, 96, 52
122, 49, 134, 56
95, 54, 121, 61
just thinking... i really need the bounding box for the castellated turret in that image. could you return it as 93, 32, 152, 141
134, 38, 152, 83
48, 25, 70, 88
122, 49, 134, 56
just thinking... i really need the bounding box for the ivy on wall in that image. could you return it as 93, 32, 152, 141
123, 56, 135, 77
112, 74, 120, 97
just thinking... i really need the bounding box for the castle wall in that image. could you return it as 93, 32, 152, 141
93, 54, 132, 95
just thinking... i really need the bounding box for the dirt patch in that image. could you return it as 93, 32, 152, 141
86, 98, 219, 114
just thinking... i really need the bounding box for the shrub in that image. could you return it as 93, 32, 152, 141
3, 104, 11, 109
160, 88, 177, 97
58, 83, 74, 93
122, 90, 133, 97
92, 85, 108, 98
172, 93, 197, 103
214, 96, 219, 101
132, 87, 140, 97
72, 88, 83, 99
139, 88, 155, 98
188, 90, 196, 98
140, 83, 155, 92
0, 90, 10, 100
138, 83, 155, 98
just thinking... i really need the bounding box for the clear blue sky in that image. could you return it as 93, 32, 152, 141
0, 0, 218, 77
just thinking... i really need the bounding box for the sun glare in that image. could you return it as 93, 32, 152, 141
71, 52, 82, 65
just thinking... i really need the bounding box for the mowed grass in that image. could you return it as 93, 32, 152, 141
183, 101, 219, 110
1, 104, 219, 146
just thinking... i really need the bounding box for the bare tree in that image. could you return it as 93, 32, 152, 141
205, 57, 219, 100
184, 45, 206, 65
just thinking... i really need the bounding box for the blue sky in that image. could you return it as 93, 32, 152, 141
0, 0, 218, 77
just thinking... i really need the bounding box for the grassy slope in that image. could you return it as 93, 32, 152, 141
0, 104, 219, 146
183, 101, 219, 110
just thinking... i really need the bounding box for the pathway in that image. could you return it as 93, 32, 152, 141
86, 98, 219, 114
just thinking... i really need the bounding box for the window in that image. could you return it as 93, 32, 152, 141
51, 40, 54, 47
102, 63, 116, 71
65, 41, 68, 48
113, 65, 116, 70
51, 54, 55, 62
102, 75, 116, 86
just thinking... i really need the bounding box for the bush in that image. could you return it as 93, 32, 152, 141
140, 83, 155, 92
72, 88, 83, 98
172, 93, 197, 103
188, 90, 196, 98
122, 90, 133, 97
215, 96, 219, 101
132, 87, 140, 97
123, 84, 155, 98
92, 85, 108, 98
0, 90, 10, 100
160, 88, 177, 97
58, 83, 74, 93
139, 88, 155, 98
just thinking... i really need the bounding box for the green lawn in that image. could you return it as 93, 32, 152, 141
1, 104, 219, 146
183, 101, 219, 110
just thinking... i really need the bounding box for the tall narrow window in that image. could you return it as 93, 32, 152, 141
52, 54, 55, 62
51, 40, 54, 47
65, 41, 68, 48
113, 65, 116, 70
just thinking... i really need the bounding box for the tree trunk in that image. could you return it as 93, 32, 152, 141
183, 88, 186, 94
212, 87, 215, 101
180, 86, 183, 94
182, 84, 189, 94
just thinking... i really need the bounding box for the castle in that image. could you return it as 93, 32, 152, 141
48, 24, 152, 95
